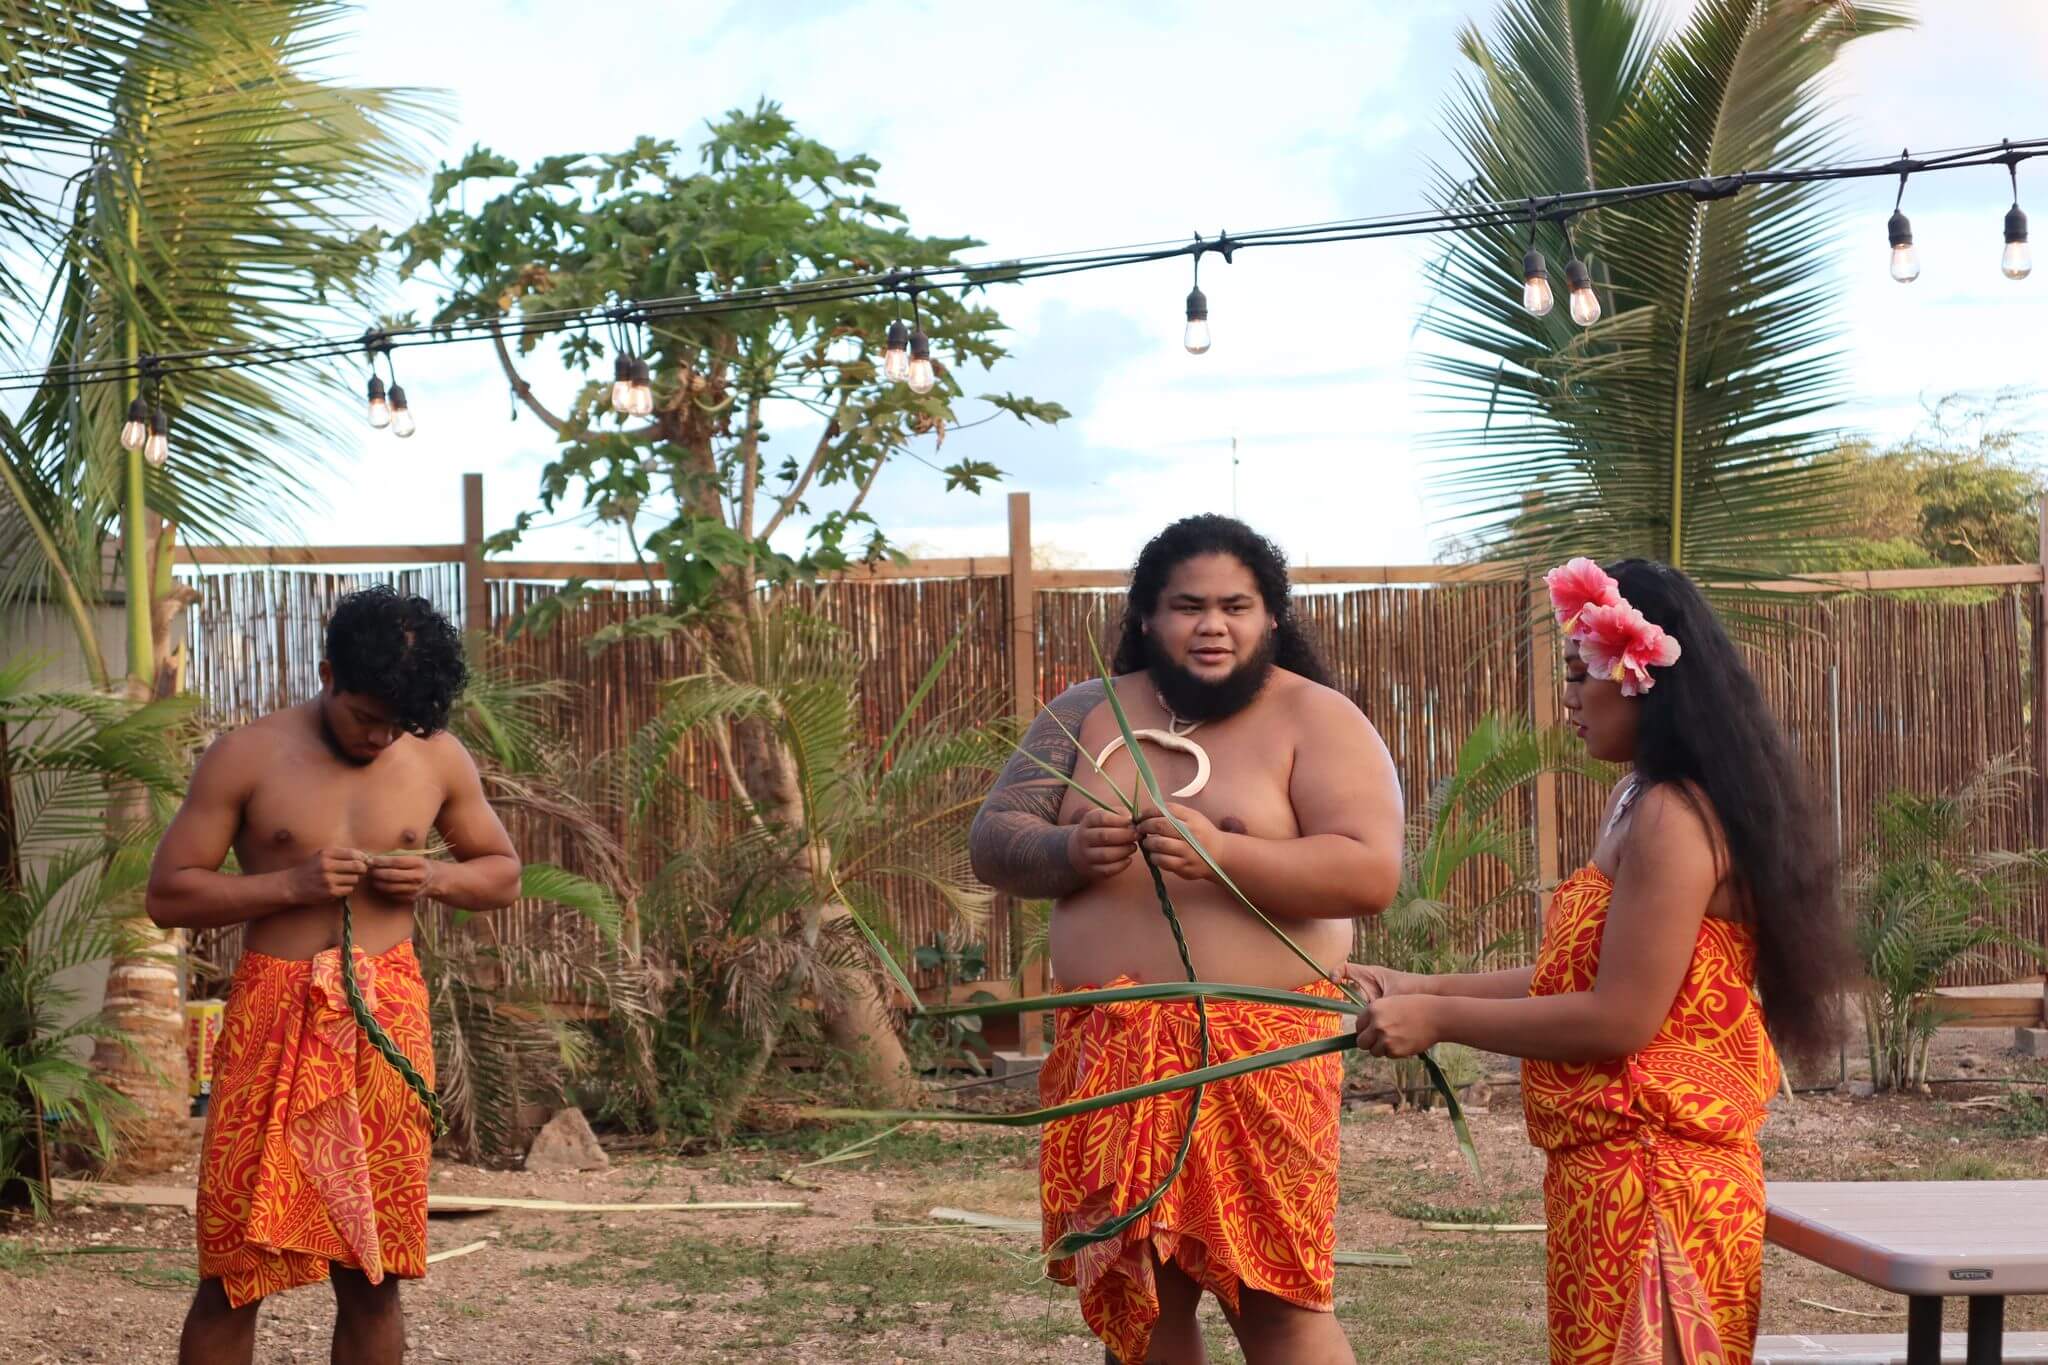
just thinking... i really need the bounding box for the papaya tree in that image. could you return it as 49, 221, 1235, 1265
395, 103, 1065, 1103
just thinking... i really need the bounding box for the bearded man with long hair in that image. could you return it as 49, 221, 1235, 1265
971, 515, 1402, 1365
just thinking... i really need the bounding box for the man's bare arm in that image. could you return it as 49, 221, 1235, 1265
146, 732, 367, 928
366, 735, 521, 911
969, 680, 1116, 900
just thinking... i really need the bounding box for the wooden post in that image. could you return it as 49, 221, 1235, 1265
1006, 492, 1047, 1057
462, 473, 488, 637
2036, 498, 2048, 975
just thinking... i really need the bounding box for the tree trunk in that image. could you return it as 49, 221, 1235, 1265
722, 657, 919, 1111
811, 902, 919, 1108
90, 517, 196, 1176
87, 868, 190, 1174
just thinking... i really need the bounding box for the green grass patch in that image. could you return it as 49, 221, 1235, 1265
1867, 1153, 2032, 1181
1388, 1199, 1522, 1226
501, 1224, 573, 1253
527, 1227, 1061, 1352
1993, 1070, 2048, 1139
737, 1121, 1036, 1171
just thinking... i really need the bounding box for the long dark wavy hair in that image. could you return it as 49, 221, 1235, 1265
1608, 559, 1849, 1067
1111, 515, 1330, 686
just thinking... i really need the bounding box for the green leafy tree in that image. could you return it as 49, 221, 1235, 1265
0, 0, 439, 1169
1851, 755, 2048, 1093
1422, 0, 1909, 576
395, 105, 1062, 1099
1819, 393, 2045, 570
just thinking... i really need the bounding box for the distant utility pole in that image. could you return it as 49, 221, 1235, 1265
1230, 434, 1240, 517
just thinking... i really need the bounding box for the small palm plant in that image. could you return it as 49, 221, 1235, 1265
423, 641, 651, 1163
1851, 755, 2048, 1093
613, 608, 1014, 1143
1366, 714, 1611, 1106
0, 656, 191, 1209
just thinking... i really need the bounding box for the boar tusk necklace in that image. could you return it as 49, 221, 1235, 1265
1092, 697, 1210, 799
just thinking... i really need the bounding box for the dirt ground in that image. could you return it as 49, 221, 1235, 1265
4, 1029, 2045, 1364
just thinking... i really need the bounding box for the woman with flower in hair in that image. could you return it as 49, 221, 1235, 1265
1347, 558, 1852, 1365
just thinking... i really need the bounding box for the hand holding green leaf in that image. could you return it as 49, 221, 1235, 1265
1068, 806, 1139, 881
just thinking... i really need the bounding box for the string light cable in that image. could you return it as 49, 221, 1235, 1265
4, 133, 2044, 400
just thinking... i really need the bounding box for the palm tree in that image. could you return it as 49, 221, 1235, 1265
427, 640, 654, 1162
0, 1, 440, 1168
1422, 0, 1911, 575
616, 609, 1013, 1140
0, 655, 192, 1209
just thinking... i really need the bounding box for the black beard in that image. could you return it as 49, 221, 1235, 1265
1144, 633, 1276, 722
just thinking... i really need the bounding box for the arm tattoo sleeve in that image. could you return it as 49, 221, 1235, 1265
969, 679, 1106, 901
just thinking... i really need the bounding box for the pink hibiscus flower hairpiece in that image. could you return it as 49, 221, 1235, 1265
1574, 601, 1682, 697
1545, 557, 1622, 634
1545, 558, 1683, 695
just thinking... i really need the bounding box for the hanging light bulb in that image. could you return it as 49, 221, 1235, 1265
1888, 210, 1921, 283
120, 395, 150, 451
144, 405, 169, 469
1521, 248, 1554, 317
2005, 204, 2032, 280
1564, 256, 1600, 326
610, 353, 635, 412
629, 356, 654, 415
1183, 286, 1211, 354
1885, 153, 1921, 284
2001, 148, 2033, 280
906, 330, 936, 395
366, 374, 391, 428
883, 319, 910, 382
389, 384, 416, 439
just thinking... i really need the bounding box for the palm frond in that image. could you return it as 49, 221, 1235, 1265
1424, 0, 1912, 574
0, 652, 173, 1195
610, 675, 776, 824
1852, 752, 2048, 1089
0, 1, 447, 632
520, 862, 622, 943
452, 639, 567, 776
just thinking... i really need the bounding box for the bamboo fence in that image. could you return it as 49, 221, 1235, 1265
173, 481, 2048, 993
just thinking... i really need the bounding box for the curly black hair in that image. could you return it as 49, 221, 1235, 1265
1607, 559, 1852, 1069
323, 585, 467, 737
1111, 514, 1330, 686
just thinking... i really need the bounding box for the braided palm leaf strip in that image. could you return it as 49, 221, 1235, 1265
339, 898, 447, 1139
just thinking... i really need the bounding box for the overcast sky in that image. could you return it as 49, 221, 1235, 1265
313, 0, 2048, 572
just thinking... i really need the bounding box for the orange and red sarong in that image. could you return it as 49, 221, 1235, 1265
197, 940, 436, 1308
1040, 975, 1345, 1364
1523, 867, 1782, 1364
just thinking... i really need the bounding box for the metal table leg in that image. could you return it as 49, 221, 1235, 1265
1907, 1296, 1942, 1365
1966, 1294, 2004, 1365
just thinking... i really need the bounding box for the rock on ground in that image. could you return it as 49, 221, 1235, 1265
523, 1106, 609, 1172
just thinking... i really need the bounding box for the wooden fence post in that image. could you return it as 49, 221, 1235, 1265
2036, 499, 2048, 974
462, 473, 488, 637
1006, 491, 1046, 1057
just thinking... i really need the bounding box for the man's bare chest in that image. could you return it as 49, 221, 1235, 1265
237, 755, 444, 870
1061, 715, 1298, 839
